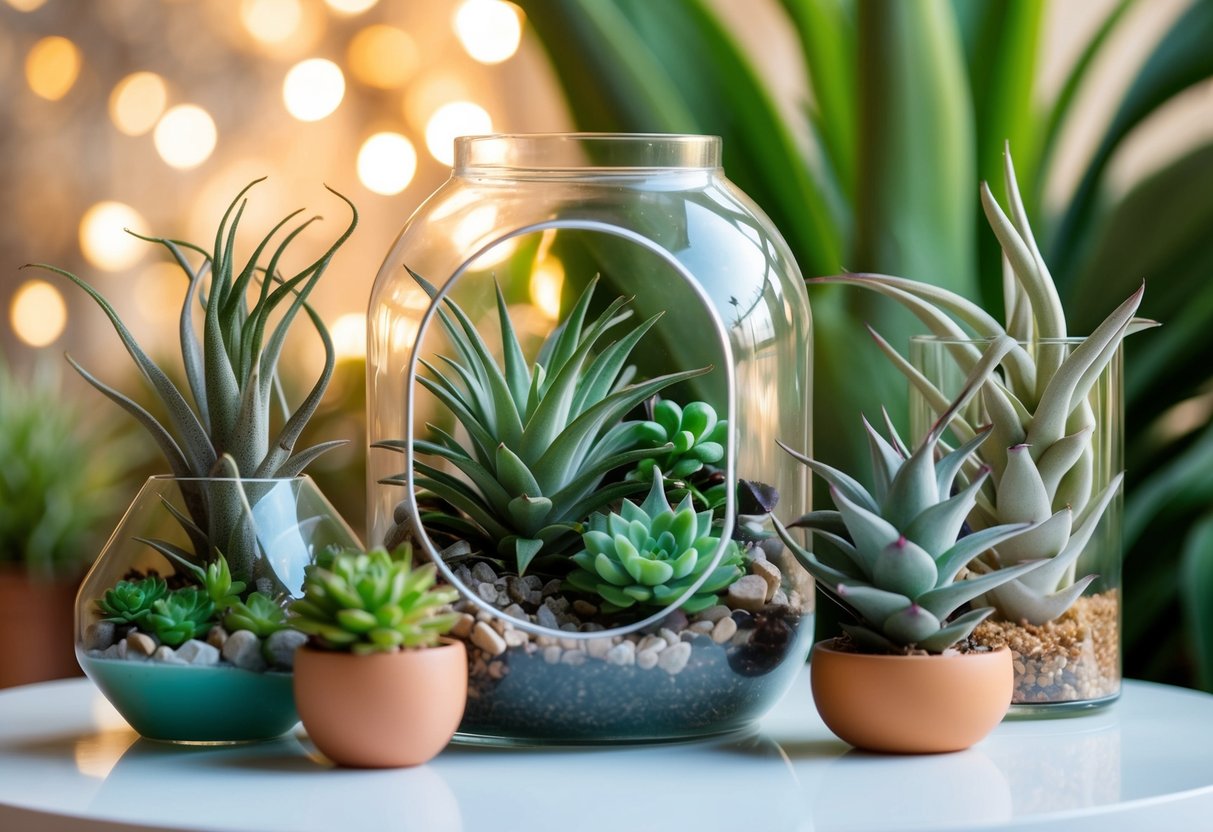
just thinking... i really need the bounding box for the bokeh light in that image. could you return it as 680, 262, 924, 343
240, 0, 303, 45
403, 73, 471, 133
357, 132, 417, 195
9, 280, 67, 347
323, 0, 378, 14
530, 258, 564, 320
6, 0, 47, 13
154, 104, 218, 169
79, 202, 149, 271
109, 72, 168, 136
331, 312, 367, 360
425, 101, 492, 166
348, 25, 418, 89
453, 0, 523, 65
133, 261, 187, 322
25, 36, 81, 101
283, 58, 345, 122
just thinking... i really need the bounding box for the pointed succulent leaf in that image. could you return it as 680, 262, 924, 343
917, 607, 995, 652
882, 604, 943, 646
935, 521, 1034, 584
872, 537, 938, 598
779, 439, 879, 514
916, 558, 1047, 621
986, 574, 1098, 627
902, 469, 990, 558
998, 444, 1053, 523
835, 584, 911, 628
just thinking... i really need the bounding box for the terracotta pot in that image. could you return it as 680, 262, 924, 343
0, 567, 81, 689
810, 639, 1012, 754
294, 639, 467, 767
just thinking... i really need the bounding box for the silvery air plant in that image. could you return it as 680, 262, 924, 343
29, 180, 356, 666
810, 147, 1152, 629
775, 338, 1044, 653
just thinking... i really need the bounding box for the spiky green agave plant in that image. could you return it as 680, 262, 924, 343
810, 147, 1151, 625
379, 270, 709, 575
25, 181, 356, 586
776, 338, 1044, 653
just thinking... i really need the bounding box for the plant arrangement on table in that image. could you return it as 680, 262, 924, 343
291, 544, 466, 768
27, 181, 362, 743
777, 338, 1042, 753
811, 148, 1150, 711
376, 271, 812, 743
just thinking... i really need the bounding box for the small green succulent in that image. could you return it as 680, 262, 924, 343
147, 587, 217, 647
95, 576, 169, 626
223, 591, 288, 637
630, 400, 726, 481
564, 468, 744, 614
290, 545, 459, 655
776, 339, 1046, 654
204, 554, 247, 611
378, 271, 708, 574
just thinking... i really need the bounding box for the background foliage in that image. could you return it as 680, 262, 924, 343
516, 0, 1213, 690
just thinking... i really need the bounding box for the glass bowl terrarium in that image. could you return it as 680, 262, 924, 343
76, 475, 360, 743
367, 133, 814, 743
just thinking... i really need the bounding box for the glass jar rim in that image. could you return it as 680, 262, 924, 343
455, 133, 722, 174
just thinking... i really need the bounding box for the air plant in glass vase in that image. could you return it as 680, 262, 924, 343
26, 181, 361, 743
777, 338, 1040, 752
811, 146, 1153, 712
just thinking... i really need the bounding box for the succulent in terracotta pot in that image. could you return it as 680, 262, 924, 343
290, 544, 466, 767
777, 338, 1040, 753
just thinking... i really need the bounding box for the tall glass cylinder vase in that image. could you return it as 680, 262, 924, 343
910, 336, 1123, 715
367, 133, 815, 743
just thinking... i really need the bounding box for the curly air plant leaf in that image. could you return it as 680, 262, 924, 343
775, 338, 1045, 653
809, 146, 1153, 625
95, 576, 169, 626
290, 545, 460, 655
564, 467, 744, 614
25, 181, 356, 589
147, 587, 217, 648
377, 270, 711, 575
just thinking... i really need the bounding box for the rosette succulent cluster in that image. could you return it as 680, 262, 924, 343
630, 400, 727, 481
290, 546, 460, 654
812, 148, 1146, 625
147, 588, 216, 648
380, 271, 708, 574
95, 576, 168, 626
776, 341, 1045, 653
565, 468, 744, 614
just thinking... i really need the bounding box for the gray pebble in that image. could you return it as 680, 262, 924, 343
471, 562, 498, 584
696, 605, 731, 623
176, 639, 220, 666
536, 605, 559, 630
84, 621, 116, 651
542, 645, 562, 664
657, 641, 692, 675
264, 629, 307, 669
153, 645, 186, 665
222, 629, 267, 672
476, 581, 498, 603
605, 641, 636, 666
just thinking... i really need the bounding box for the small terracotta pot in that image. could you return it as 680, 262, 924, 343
294, 639, 467, 768
0, 568, 81, 689
810, 639, 1012, 754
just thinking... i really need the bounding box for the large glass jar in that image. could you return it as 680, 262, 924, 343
368, 134, 814, 743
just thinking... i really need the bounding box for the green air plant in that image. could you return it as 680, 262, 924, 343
147, 587, 217, 648
810, 148, 1149, 625
25, 180, 356, 590
564, 467, 744, 614
378, 270, 710, 575
290, 545, 459, 654
95, 576, 169, 627
775, 338, 1045, 653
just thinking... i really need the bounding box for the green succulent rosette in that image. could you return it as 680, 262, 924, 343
630, 400, 727, 481
565, 468, 743, 614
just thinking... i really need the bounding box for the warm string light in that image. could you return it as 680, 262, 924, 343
453, 0, 523, 65
425, 100, 492, 166
331, 312, 368, 360
323, 0, 378, 14
240, 0, 303, 45
25, 36, 80, 100
357, 132, 417, 195
348, 24, 418, 89
9, 279, 67, 347
154, 104, 217, 169
79, 202, 149, 271
109, 72, 168, 136
283, 58, 345, 121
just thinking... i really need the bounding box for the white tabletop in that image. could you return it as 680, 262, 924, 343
1, 670, 1211, 832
